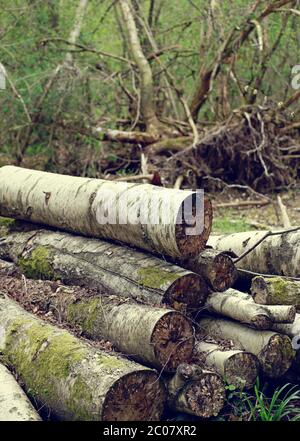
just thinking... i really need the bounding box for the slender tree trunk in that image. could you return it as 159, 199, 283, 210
0, 166, 212, 258
165, 363, 225, 418
194, 341, 259, 390
208, 230, 300, 277
0, 295, 166, 421
198, 317, 295, 378
65, 0, 89, 64
0, 226, 209, 315
0, 364, 41, 421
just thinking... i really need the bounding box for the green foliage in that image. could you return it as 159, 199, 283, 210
212, 216, 254, 234
226, 379, 300, 421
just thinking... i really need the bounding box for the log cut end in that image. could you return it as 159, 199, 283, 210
164, 273, 209, 315
259, 334, 295, 378
102, 370, 166, 421
210, 253, 237, 292
182, 371, 225, 418
224, 352, 259, 390
175, 195, 212, 257
152, 311, 194, 372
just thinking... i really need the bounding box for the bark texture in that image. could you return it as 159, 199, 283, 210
204, 290, 272, 330
166, 363, 225, 418
0, 165, 212, 258
0, 295, 166, 421
178, 248, 237, 291
43, 290, 195, 372
208, 230, 300, 277
198, 317, 295, 378
251, 276, 300, 308
222, 288, 296, 324
194, 341, 259, 390
0, 226, 208, 314
0, 364, 41, 421
271, 313, 300, 338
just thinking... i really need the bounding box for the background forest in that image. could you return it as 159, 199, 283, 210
0, 0, 299, 195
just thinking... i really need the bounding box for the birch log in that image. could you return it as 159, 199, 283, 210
251, 276, 300, 308
223, 288, 296, 324
35, 290, 195, 372
0, 166, 213, 258
193, 341, 259, 390
0, 227, 208, 314
198, 317, 295, 377
204, 290, 272, 329
178, 248, 237, 291
0, 295, 166, 421
166, 363, 225, 418
0, 364, 41, 421
208, 230, 300, 277
271, 313, 300, 338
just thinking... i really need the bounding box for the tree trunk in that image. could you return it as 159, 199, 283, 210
220, 288, 296, 324
178, 248, 237, 292
165, 363, 225, 418
0, 363, 41, 421
0, 295, 166, 421
251, 276, 300, 308
65, 0, 89, 64
0, 226, 209, 315
193, 341, 259, 390
0, 166, 213, 258
204, 290, 272, 330
197, 317, 295, 378
34, 289, 195, 372
208, 230, 300, 277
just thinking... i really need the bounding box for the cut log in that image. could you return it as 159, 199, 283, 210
251, 276, 300, 308
208, 230, 300, 277
0, 295, 166, 421
38, 289, 195, 372
0, 227, 209, 314
198, 317, 295, 378
0, 166, 213, 258
224, 288, 296, 323
204, 290, 272, 329
0, 364, 41, 421
166, 363, 225, 418
178, 248, 237, 291
193, 341, 259, 390
271, 313, 300, 338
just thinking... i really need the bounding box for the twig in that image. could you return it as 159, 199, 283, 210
277, 195, 291, 228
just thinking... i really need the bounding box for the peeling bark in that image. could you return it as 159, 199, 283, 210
0, 166, 213, 258
193, 341, 259, 390
0, 226, 209, 314
204, 290, 272, 330
198, 317, 295, 378
208, 230, 300, 277
166, 363, 225, 418
178, 248, 237, 292
0, 295, 166, 421
0, 363, 41, 421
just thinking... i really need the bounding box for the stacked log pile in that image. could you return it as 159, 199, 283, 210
0, 165, 299, 421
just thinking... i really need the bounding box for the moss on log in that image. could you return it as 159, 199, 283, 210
251, 276, 300, 308
166, 363, 225, 418
0, 364, 41, 421
0, 227, 208, 314
194, 341, 259, 390
198, 317, 295, 378
0, 295, 166, 421
208, 230, 300, 277
0, 166, 213, 258
42, 290, 195, 372
177, 248, 237, 291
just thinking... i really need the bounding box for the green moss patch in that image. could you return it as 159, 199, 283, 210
19, 246, 56, 280
138, 267, 179, 289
